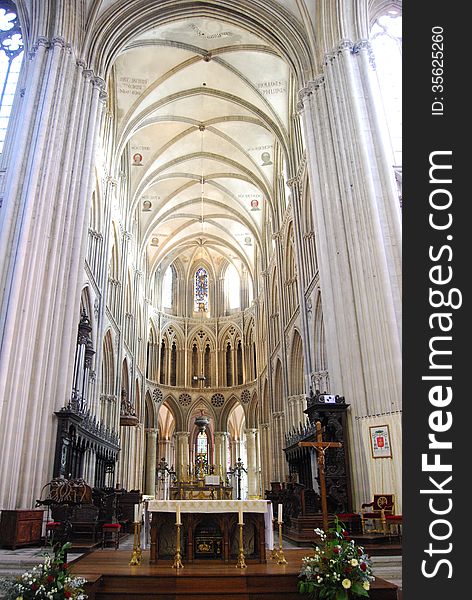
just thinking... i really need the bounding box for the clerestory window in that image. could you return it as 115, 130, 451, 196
0, 1, 23, 153
370, 10, 402, 167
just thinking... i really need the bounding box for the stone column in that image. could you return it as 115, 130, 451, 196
259, 423, 272, 492
174, 432, 190, 481
298, 39, 402, 507
271, 412, 287, 482
158, 438, 173, 467
287, 177, 313, 391
0, 35, 106, 509
245, 428, 259, 499
214, 431, 229, 480
289, 394, 306, 427
145, 428, 158, 496
298, 41, 401, 416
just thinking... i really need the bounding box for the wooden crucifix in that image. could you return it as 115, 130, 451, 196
299, 420, 342, 533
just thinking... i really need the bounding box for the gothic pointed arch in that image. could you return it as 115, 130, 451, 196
261, 378, 270, 424
246, 390, 259, 428
284, 220, 298, 318
144, 389, 155, 428
161, 394, 183, 431
313, 290, 329, 393
273, 359, 283, 413
289, 328, 304, 395
218, 393, 243, 432
270, 267, 280, 345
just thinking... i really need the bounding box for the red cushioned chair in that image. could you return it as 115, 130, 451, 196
335, 513, 362, 535
101, 523, 121, 549
360, 494, 395, 534
385, 514, 402, 541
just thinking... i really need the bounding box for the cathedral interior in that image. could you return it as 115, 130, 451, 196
0, 0, 402, 532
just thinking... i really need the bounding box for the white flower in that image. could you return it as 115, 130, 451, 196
342, 578, 352, 589
363, 581, 370, 590
350, 558, 358, 567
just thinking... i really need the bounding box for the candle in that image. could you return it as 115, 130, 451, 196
176, 504, 181, 525
278, 503, 283, 524
134, 504, 139, 523
238, 506, 244, 525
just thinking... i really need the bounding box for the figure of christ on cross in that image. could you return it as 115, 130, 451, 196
298, 420, 342, 532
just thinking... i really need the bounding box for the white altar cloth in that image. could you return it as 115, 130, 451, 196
147, 499, 274, 549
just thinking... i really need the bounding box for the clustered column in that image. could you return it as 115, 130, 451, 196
245, 428, 259, 499
298, 39, 402, 506
145, 428, 158, 496
214, 431, 229, 480
174, 431, 190, 481
0, 35, 106, 508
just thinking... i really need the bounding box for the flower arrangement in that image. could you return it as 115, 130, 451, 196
0, 543, 88, 600
298, 518, 374, 600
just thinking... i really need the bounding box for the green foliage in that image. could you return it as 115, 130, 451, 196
0, 543, 88, 600
297, 517, 375, 599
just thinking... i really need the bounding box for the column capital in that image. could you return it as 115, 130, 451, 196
29, 37, 49, 59
297, 77, 325, 112
245, 428, 258, 436
51, 37, 68, 50
105, 175, 118, 187
92, 76, 106, 91
337, 39, 355, 53
353, 39, 376, 69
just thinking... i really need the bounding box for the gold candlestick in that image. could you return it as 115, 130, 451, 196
236, 522, 247, 568
172, 523, 184, 569
270, 518, 278, 559
129, 521, 142, 566
276, 521, 287, 564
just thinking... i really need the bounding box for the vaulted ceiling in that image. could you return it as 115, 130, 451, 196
112, 13, 297, 286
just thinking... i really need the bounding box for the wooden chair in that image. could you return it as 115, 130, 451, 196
360, 494, 395, 534
385, 514, 402, 541
101, 523, 121, 549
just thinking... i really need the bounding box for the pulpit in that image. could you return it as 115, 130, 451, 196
281, 392, 353, 543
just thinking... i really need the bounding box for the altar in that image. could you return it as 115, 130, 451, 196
147, 499, 273, 564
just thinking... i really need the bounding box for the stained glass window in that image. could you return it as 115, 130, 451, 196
194, 267, 208, 312
0, 2, 23, 153
197, 431, 207, 457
